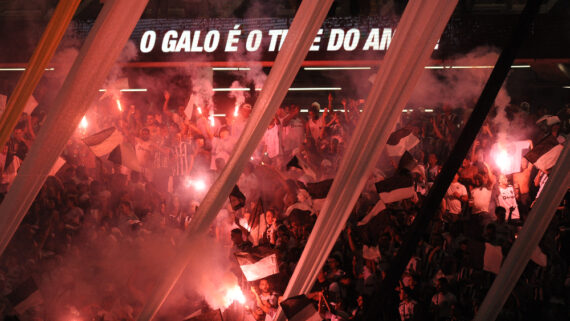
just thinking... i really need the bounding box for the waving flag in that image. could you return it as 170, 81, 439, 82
280, 295, 321, 321
82, 127, 123, 157
229, 185, 246, 211
234, 252, 279, 281
524, 135, 563, 172
299, 179, 334, 199
108, 141, 142, 172
375, 175, 416, 204
6, 278, 43, 318
287, 155, 317, 182
385, 128, 420, 157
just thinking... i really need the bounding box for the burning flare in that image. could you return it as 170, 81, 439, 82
224, 285, 246, 307
79, 116, 88, 130
494, 148, 511, 174
234, 104, 240, 117
116, 99, 123, 112
185, 177, 207, 191
193, 179, 206, 191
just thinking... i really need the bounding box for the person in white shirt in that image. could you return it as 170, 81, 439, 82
210, 127, 233, 170
426, 153, 441, 185
135, 127, 158, 182
262, 118, 281, 163
470, 174, 494, 226
444, 174, 468, 222
495, 174, 520, 222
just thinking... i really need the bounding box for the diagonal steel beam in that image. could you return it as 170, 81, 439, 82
0, 0, 82, 149
275, 0, 458, 320
0, 0, 149, 257
135, 1, 335, 320
369, 1, 544, 319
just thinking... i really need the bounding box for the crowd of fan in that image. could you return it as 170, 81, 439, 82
0, 91, 569, 321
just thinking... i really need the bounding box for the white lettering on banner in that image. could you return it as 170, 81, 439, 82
162, 30, 178, 52
379, 28, 393, 50
175, 30, 191, 52
279, 30, 288, 50
191, 30, 204, 52
363, 28, 380, 50
140, 30, 156, 53
246, 30, 262, 52
225, 25, 241, 52
327, 28, 344, 51
268, 29, 283, 51
204, 30, 220, 52
344, 28, 360, 51
310, 29, 323, 51
142, 27, 429, 53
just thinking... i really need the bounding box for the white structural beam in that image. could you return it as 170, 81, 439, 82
474, 142, 570, 321
135, 1, 335, 320
276, 0, 458, 319
0, 0, 149, 256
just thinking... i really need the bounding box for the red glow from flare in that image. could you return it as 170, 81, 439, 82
193, 179, 206, 191
224, 285, 246, 306
184, 177, 207, 191
494, 148, 511, 173
79, 116, 88, 130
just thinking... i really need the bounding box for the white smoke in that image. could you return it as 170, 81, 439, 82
38, 220, 242, 320
187, 66, 215, 110
409, 47, 510, 109
229, 80, 249, 107
246, 62, 267, 90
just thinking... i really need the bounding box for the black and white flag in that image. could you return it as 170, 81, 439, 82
375, 175, 416, 204
524, 135, 563, 172
280, 295, 321, 321
234, 252, 279, 282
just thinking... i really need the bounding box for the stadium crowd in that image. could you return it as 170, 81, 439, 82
0, 90, 569, 321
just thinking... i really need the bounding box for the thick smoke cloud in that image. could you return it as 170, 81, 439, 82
104, 41, 139, 89
408, 47, 509, 109
187, 66, 215, 111
405, 46, 533, 141
229, 80, 250, 109
38, 220, 240, 320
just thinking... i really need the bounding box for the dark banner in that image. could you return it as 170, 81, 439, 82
70, 15, 568, 63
